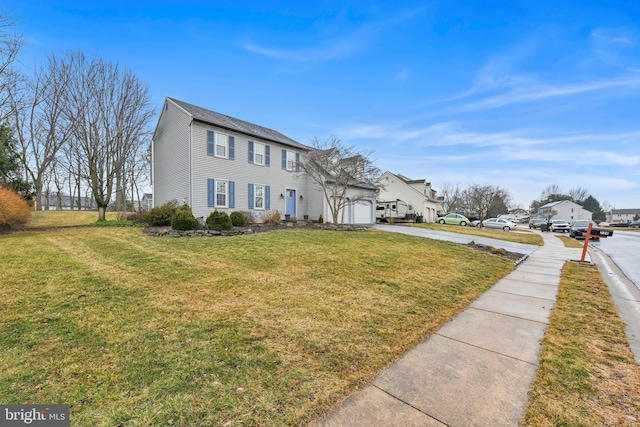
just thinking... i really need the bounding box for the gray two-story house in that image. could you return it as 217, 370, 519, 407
151, 97, 376, 223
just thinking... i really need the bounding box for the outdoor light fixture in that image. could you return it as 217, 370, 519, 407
280, 193, 284, 199
299, 195, 303, 200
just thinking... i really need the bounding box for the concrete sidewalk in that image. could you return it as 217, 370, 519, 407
314, 233, 587, 427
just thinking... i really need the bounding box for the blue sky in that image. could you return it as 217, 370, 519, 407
4, 1, 640, 210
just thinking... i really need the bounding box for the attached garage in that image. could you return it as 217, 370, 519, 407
353, 200, 373, 224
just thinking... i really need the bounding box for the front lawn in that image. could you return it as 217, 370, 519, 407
0, 226, 514, 426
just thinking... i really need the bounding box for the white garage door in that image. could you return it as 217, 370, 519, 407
353, 200, 373, 224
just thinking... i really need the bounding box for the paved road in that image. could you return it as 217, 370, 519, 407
373, 224, 539, 256
593, 230, 640, 290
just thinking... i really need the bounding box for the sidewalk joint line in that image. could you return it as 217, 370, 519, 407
488, 288, 556, 302
371, 384, 450, 426
467, 306, 550, 325
434, 333, 539, 366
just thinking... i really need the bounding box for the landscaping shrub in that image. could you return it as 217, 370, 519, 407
238, 210, 256, 224
229, 211, 247, 227
125, 211, 148, 223
0, 187, 32, 229
261, 210, 281, 225
206, 210, 232, 230
171, 208, 199, 231
145, 200, 178, 226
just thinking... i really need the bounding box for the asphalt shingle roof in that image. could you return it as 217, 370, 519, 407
168, 97, 309, 150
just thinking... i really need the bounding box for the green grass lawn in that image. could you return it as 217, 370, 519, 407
522, 262, 640, 426
26, 210, 118, 228
0, 223, 515, 426
410, 223, 543, 246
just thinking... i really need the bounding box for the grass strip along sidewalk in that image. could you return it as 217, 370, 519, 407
522, 262, 640, 426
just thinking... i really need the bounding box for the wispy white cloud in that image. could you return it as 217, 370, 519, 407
590, 27, 636, 66
340, 121, 640, 151
395, 70, 408, 81
436, 32, 640, 114
242, 8, 423, 62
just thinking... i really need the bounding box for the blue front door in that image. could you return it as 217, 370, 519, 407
286, 189, 296, 217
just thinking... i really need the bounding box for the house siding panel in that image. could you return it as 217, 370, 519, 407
152, 101, 191, 207
190, 121, 307, 219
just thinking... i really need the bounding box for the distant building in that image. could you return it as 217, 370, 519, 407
535, 200, 592, 221
141, 193, 153, 211
39, 194, 95, 210
607, 208, 640, 223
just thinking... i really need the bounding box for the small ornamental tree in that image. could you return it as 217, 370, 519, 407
298, 136, 380, 224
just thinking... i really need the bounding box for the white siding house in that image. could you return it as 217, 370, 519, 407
375, 172, 442, 222
607, 208, 640, 224
536, 200, 592, 221
151, 98, 376, 224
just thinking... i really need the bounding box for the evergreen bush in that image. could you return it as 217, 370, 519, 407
171, 209, 199, 230
229, 211, 247, 227
145, 200, 178, 226
206, 210, 233, 230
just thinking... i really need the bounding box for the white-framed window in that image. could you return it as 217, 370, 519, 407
216, 180, 228, 207
255, 143, 265, 166
254, 184, 264, 209
215, 133, 227, 158
287, 151, 295, 171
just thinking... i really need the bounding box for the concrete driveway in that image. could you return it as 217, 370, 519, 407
373, 224, 538, 256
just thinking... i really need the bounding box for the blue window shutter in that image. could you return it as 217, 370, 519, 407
229, 181, 235, 208
265, 186, 271, 210
207, 131, 214, 156
248, 184, 254, 209
295, 153, 300, 172
229, 136, 235, 160
282, 149, 287, 170
207, 179, 215, 207
248, 141, 254, 164
265, 145, 270, 167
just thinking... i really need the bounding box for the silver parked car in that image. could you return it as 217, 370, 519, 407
482, 218, 517, 231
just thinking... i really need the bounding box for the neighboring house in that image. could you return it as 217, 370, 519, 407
375, 172, 442, 222
498, 208, 530, 223
607, 208, 640, 224
151, 97, 377, 224
39, 193, 95, 210
536, 200, 592, 221
141, 193, 153, 212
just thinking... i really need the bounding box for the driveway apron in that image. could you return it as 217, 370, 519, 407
314, 232, 587, 427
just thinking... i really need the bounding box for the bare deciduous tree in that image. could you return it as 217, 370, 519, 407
438, 182, 465, 213
62, 51, 154, 220
299, 136, 380, 224
0, 11, 22, 120
8, 53, 73, 210
568, 186, 589, 204
465, 184, 513, 225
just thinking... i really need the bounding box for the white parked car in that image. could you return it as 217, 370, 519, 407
550, 219, 570, 233
482, 218, 517, 231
